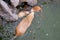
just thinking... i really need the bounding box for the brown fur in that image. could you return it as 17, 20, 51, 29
16, 10, 34, 36
32, 6, 41, 12
18, 6, 41, 18
14, 6, 41, 39
18, 11, 30, 18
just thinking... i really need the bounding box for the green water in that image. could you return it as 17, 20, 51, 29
0, 0, 60, 40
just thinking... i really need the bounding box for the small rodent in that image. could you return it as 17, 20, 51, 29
10, 6, 41, 40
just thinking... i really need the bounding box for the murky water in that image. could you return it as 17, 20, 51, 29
0, 0, 60, 40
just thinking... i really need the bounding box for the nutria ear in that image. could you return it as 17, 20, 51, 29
32, 6, 41, 12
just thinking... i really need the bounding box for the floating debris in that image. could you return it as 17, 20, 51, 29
46, 33, 48, 36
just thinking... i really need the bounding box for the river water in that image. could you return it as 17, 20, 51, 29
0, 0, 60, 40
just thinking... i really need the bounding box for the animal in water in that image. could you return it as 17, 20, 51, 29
10, 6, 41, 40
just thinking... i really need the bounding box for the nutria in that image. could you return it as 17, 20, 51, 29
10, 6, 41, 40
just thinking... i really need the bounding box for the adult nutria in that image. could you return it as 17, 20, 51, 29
10, 6, 41, 40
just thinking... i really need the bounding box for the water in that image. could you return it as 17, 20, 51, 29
0, 0, 60, 40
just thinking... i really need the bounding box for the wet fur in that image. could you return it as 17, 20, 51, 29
18, 6, 41, 18
11, 6, 41, 40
